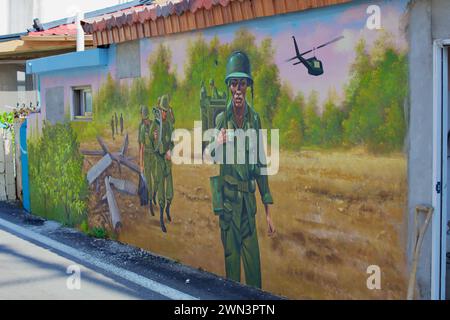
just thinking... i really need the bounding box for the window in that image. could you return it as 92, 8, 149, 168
73, 86, 93, 120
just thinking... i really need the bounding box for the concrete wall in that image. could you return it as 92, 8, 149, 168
0, 63, 37, 112
26, 1, 411, 300
0, 64, 20, 91
408, 0, 450, 299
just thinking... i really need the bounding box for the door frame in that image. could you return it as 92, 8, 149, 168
432, 39, 449, 300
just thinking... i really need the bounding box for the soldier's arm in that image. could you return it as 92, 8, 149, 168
255, 113, 274, 205
168, 122, 175, 151
139, 144, 144, 172
149, 122, 161, 155
170, 108, 175, 125
138, 125, 144, 172
209, 112, 226, 159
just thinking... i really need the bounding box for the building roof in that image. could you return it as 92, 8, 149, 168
0, 24, 95, 60
81, 0, 352, 46
28, 24, 78, 37
0, 39, 88, 61
0, 0, 146, 60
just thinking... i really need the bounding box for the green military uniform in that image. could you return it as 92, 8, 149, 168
138, 106, 155, 208
151, 95, 174, 233
211, 51, 273, 289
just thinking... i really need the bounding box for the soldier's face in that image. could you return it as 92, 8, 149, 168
230, 78, 248, 109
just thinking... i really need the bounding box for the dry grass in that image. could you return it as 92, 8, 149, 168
82, 133, 408, 300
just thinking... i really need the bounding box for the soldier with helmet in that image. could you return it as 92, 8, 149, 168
210, 51, 275, 289
139, 105, 155, 216
150, 95, 175, 233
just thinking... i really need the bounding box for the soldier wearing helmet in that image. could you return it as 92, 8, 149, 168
211, 51, 275, 289
139, 105, 155, 216
150, 95, 175, 233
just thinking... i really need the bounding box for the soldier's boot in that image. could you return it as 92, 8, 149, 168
166, 202, 172, 222
149, 202, 155, 216
159, 207, 167, 233
153, 192, 157, 207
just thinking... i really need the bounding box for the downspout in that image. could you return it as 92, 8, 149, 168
76, 11, 85, 52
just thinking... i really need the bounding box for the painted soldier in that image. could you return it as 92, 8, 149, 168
161, 94, 175, 126
150, 96, 174, 233
111, 115, 115, 141
138, 105, 155, 216
211, 51, 275, 289
115, 112, 119, 134
120, 113, 124, 136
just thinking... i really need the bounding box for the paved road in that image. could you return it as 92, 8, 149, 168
0, 205, 281, 301
0, 228, 166, 300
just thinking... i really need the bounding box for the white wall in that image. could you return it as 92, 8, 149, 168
0, 0, 8, 36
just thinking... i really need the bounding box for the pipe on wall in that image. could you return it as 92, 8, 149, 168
76, 11, 85, 52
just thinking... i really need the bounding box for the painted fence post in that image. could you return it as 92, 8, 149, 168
20, 119, 30, 212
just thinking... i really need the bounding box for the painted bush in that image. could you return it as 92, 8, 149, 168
29, 122, 88, 226
30, 0, 410, 299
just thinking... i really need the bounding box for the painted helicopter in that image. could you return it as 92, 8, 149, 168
286, 35, 345, 76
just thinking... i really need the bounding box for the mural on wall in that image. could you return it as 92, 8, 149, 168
28, 0, 410, 299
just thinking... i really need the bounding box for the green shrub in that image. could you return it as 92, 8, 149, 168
29, 122, 88, 226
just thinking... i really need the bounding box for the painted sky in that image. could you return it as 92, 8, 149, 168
141, 0, 408, 106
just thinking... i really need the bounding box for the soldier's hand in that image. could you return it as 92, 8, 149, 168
153, 129, 158, 140
265, 204, 275, 237
217, 128, 227, 145
165, 151, 171, 161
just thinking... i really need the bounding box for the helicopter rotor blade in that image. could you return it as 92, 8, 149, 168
285, 36, 303, 62
292, 36, 301, 57
299, 35, 345, 56
286, 56, 298, 62
316, 35, 345, 50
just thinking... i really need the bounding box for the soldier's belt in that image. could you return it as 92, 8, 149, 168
223, 175, 255, 193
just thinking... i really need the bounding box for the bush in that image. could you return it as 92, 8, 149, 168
29, 122, 88, 226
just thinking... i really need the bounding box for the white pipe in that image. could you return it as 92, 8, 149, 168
75, 11, 85, 52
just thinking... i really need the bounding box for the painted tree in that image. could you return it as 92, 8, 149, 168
253, 38, 281, 128
29, 123, 88, 226
322, 94, 344, 148
377, 102, 406, 152
94, 73, 124, 116
303, 90, 322, 146
342, 34, 407, 153
272, 84, 304, 149
148, 44, 177, 107
129, 77, 149, 112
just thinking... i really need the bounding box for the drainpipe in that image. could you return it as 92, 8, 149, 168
75, 11, 85, 52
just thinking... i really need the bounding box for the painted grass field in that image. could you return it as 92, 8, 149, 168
82, 129, 408, 300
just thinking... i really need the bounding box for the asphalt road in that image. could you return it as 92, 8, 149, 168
0, 205, 282, 301
0, 228, 166, 300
